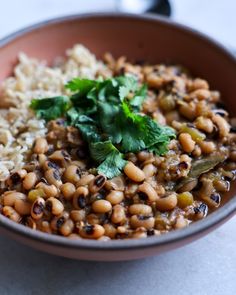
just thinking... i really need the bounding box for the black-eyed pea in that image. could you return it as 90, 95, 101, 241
192, 145, 202, 157
43, 161, 60, 171
210, 91, 220, 102
18, 169, 28, 178
103, 223, 117, 239
45, 197, 64, 215
143, 163, 157, 178
6, 169, 27, 187
72, 187, 89, 209
202, 193, 221, 208
229, 150, 236, 161
105, 176, 125, 191
33, 138, 48, 154
147, 229, 160, 237
116, 226, 127, 234
49, 150, 71, 166
87, 213, 100, 225
63, 165, 81, 183
159, 94, 176, 112
25, 216, 36, 229
138, 182, 159, 202
45, 169, 62, 188
59, 219, 74, 236
195, 100, 208, 116
60, 183, 76, 200
23, 172, 37, 190
179, 154, 191, 165
175, 216, 189, 229
198, 141, 216, 154
79, 224, 105, 239
193, 203, 208, 220
35, 182, 58, 198
137, 151, 152, 162
179, 133, 195, 153
169, 138, 180, 150
224, 162, 236, 170
124, 161, 145, 182
106, 191, 124, 205
76, 174, 95, 187
37, 154, 47, 167
156, 185, 166, 197
154, 112, 167, 126
132, 230, 147, 239
23, 161, 38, 173
50, 213, 68, 231
70, 209, 86, 222
129, 204, 152, 216
166, 111, 181, 125
197, 179, 214, 199
195, 116, 214, 133
111, 205, 126, 224
14, 199, 31, 215
214, 179, 230, 192
143, 158, 155, 166
191, 78, 209, 90
92, 200, 112, 213
156, 193, 178, 211
190, 89, 210, 100
179, 102, 196, 121
3, 191, 26, 206
146, 73, 164, 89
31, 197, 45, 220
221, 169, 235, 181
125, 183, 139, 197
89, 175, 107, 193
41, 221, 52, 234
130, 215, 155, 229
178, 155, 191, 178
70, 160, 86, 169
3, 206, 21, 222
127, 153, 138, 163
212, 114, 230, 138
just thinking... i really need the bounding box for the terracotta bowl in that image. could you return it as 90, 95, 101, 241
0, 13, 236, 261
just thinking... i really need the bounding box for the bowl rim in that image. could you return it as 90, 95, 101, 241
0, 12, 236, 252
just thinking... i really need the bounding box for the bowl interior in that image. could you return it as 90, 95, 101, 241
0, 14, 236, 259
1, 14, 236, 112
1, 13, 236, 201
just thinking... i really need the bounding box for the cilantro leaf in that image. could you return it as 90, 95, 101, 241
67, 108, 101, 142
66, 78, 108, 116
90, 140, 127, 178
97, 101, 122, 143
116, 76, 138, 100
116, 101, 176, 154
65, 78, 98, 93
130, 84, 147, 111
31, 75, 176, 178
30, 96, 70, 122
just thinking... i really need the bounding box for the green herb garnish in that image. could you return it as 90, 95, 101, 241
30, 76, 175, 178
30, 96, 70, 121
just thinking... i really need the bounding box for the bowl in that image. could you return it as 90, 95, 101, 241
0, 13, 236, 261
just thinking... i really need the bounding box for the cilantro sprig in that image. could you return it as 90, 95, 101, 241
30, 76, 175, 178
